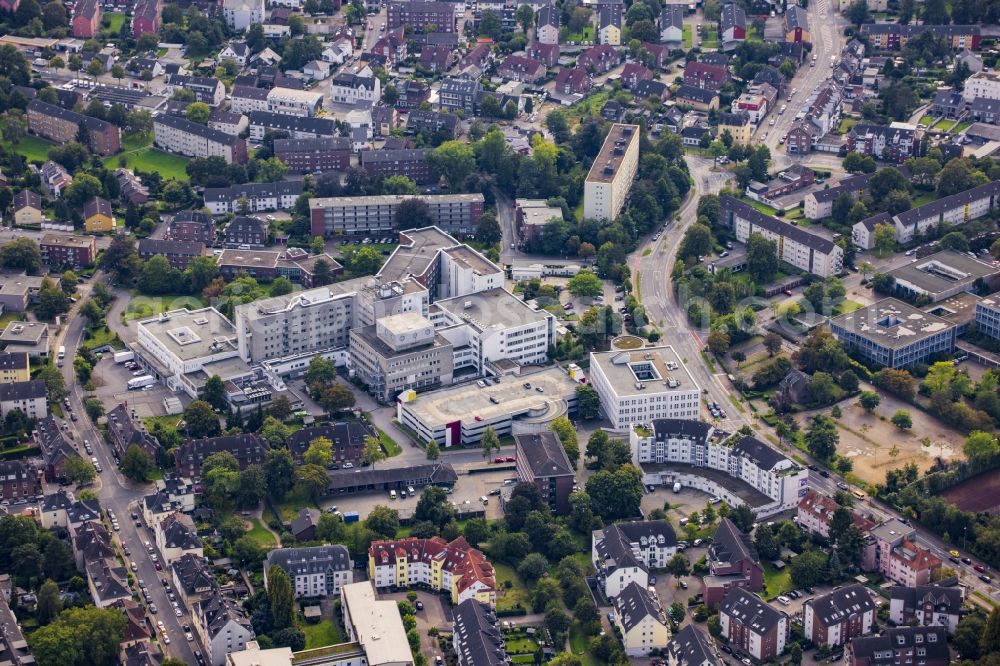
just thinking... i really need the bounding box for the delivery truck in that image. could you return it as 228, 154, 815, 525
114, 351, 135, 364
127, 375, 157, 390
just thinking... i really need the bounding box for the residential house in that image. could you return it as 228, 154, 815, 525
116, 168, 150, 204
165, 74, 226, 106
674, 85, 719, 111
194, 595, 254, 666
718, 111, 752, 145
865, 519, 943, 587
931, 90, 965, 119
329, 72, 381, 105
555, 67, 592, 94
106, 403, 160, 460
634, 79, 669, 102
498, 55, 546, 83
167, 211, 215, 245
173, 433, 269, 480
131, 0, 160, 39
784, 5, 809, 43
264, 545, 353, 597
72, 0, 101, 38
218, 41, 250, 66
527, 42, 559, 67
0, 460, 39, 502
621, 62, 653, 89
420, 44, 452, 72
203, 181, 304, 215
513, 432, 575, 515
155, 511, 203, 564
154, 114, 249, 164
40, 233, 97, 268
578, 44, 620, 73
368, 536, 496, 606
796, 489, 875, 538
847, 626, 949, 666
137, 239, 204, 271
704, 518, 763, 606
598, 1, 623, 45
83, 196, 115, 233
666, 625, 720, 666
274, 136, 352, 173
40, 160, 72, 197
537, 4, 559, 44
439, 78, 483, 114
171, 554, 217, 608
289, 508, 321, 541
721, 2, 746, 50
223, 216, 268, 247
846, 123, 919, 163
613, 582, 670, 656
12, 190, 43, 226
660, 4, 684, 46
406, 110, 459, 138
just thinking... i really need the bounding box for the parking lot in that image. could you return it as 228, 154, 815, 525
380, 589, 450, 658
319, 468, 518, 521
91, 358, 188, 417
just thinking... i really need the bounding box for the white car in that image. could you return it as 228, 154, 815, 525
175, 608, 183, 617
186, 632, 194, 642
163, 635, 170, 645
157, 621, 165, 631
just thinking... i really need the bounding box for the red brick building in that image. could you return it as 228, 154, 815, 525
719, 588, 788, 662
803, 585, 877, 648
704, 518, 764, 606
360, 148, 435, 184
27, 100, 120, 156
40, 233, 97, 269
166, 211, 216, 245
683, 61, 732, 91
0, 460, 40, 501
274, 136, 351, 174
132, 0, 160, 38
513, 432, 575, 515
72, 0, 101, 38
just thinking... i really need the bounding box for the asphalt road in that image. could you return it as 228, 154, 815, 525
56, 275, 201, 663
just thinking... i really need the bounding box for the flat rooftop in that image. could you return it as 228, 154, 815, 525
138, 308, 238, 361
829, 298, 956, 349
887, 250, 999, 295
442, 245, 501, 277
586, 123, 640, 184
590, 345, 700, 397
380, 311, 433, 336
401, 366, 579, 429
378, 226, 459, 282
0, 321, 47, 344
237, 286, 353, 319
218, 249, 279, 269
0, 273, 43, 297
924, 292, 981, 327
521, 205, 563, 227
341, 582, 413, 666
435, 288, 549, 330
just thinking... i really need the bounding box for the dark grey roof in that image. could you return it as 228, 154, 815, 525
27, 99, 116, 134
889, 585, 963, 616
287, 422, 373, 461
225, 216, 267, 236
173, 211, 214, 227
138, 238, 204, 256
811, 173, 871, 203
807, 584, 877, 627
895, 180, 1000, 228
861, 23, 979, 37
650, 418, 713, 443
67, 499, 101, 524
199, 594, 251, 639
785, 5, 808, 31
165, 74, 222, 92
721, 2, 745, 31
155, 114, 239, 146
595, 524, 643, 574
933, 90, 964, 107
264, 545, 351, 578
172, 553, 216, 595
274, 136, 351, 153
248, 110, 337, 136
454, 599, 507, 666
615, 581, 667, 632
537, 4, 559, 28
719, 587, 785, 635
440, 78, 483, 95
675, 85, 718, 104
849, 626, 949, 662
514, 431, 574, 479
721, 195, 838, 253
719, 111, 750, 127
204, 180, 305, 204
667, 625, 721, 666
710, 517, 757, 565
360, 148, 430, 164
42, 490, 73, 512
972, 97, 1000, 115
0, 379, 45, 402
232, 84, 270, 101
732, 436, 788, 471
661, 4, 684, 29
635, 79, 668, 97
616, 519, 677, 548
160, 514, 202, 550
407, 109, 459, 132
327, 462, 458, 491
331, 72, 377, 90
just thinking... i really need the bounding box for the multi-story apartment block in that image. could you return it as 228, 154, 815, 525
498, 55, 547, 83
829, 299, 956, 369
266, 87, 324, 116
592, 520, 677, 597
172, 554, 217, 609
439, 78, 483, 114
589, 346, 701, 431
247, 111, 337, 142
536, 4, 559, 43
0, 380, 46, 420
848, 626, 949, 666
718, 588, 788, 662
846, 123, 918, 163
796, 489, 875, 538
155, 512, 203, 564
106, 403, 159, 461
803, 585, 877, 648
217, 248, 342, 286
783, 5, 809, 42
360, 148, 435, 184
173, 434, 269, 480
27, 100, 120, 155
273, 136, 351, 173
387, 0, 456, 31
718, 112, 752, 146
167, 211, 215, 245
634, 423, 808, 519
222, 0, 264, 30
203, 181, 304, 215
154, 115, 248, 164
0, 352, 30, 384
0, 460, 40, 501
72, 0, 100, 38
369, 537, 496, 606
406, 109, 458, 138
888, 586, 963, 633
194, 595, 254, 666
453, 599, 507, 666
614, 582, 670, 656
598, 1, 622, 45
977, 295, 1000, 341
264, 545, 353, 598
666, 626, 719, 666
349, 312, 455, 402
513, 432, 575, 514
860, 23, 980, 51
164, 74, 226, 106
963, 70, 1000, 102
40, 233, 97, 269
583, 123, 640, 221
804, 173, 871, 220
731, 92, 769, 123
131, 0, 160, 38
659, 4, 683, 44
720, 196, 843, 278
720, 2, 746, 48
865, 519, 943, 587
310, 194, 485, 237
685, 61, 732, 91
230, 85, 271, 115
342, 582, 415, 665
137, 238, 205, 270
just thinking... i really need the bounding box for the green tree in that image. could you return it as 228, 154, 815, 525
873, 222, 896, 256
120, 444, 154, 482
186, 102, 211, 124
518, 552, 550, 582
36, 579, 61, 625
425, 439, 440, 460
964, 431, 999, 459
365, 505, 400, 539
428, 141, 476, 190
576, 384, 601, 420
790, 549, 828, 587
679, 223, 712, 260
0, 238, 42, 274
549, 416, 579, 466
183, 399, 221, 438
805, 414, 839, 459
362, 435, 386, 468
64, 455, 96, 485
858, 390, 881, 412
567, 270, 603, 297
304, 437, 334, 467
236, 465, 266, 508
265, 448, 296, 500
891, 410, 913, 430
295, 463, 329, 502
28, 606, 127, 666
746, 232, 779, 281
982, 607, 1000, 655
515, 3, 534, 31
585, 465, 643, 520
480, 426, 501, 460
201, 375, 228, 411
267, 565, 295, 631
668, 553, 690, 576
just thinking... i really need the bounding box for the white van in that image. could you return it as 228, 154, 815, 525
389, 489, 397, 500
480, 495, 488, 505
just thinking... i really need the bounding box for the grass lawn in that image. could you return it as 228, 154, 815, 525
277, 487, 316, 523
701, 24, 719, 49
683, 24, 693, 49
82, 325, 122, 351
919, 115, 935, 125
834, 300, 863, 315
374, 425, 402, 457
569, 625, 600, 666
492, 562, 530, 613
562, 26, 594, 43
125, 291, 206, 321
743, 198, 779, 216
935, 119, 956, 132
762, 562, 793, 600
105, 147, 189, 182
301, 619, 342, 649
573, 198, 585, 222
104, 11, 126, 33
955, 121, 972, 132
570, 90, 611, 122
838, 117, 858, 134
11, 135, 56, 163
505, 636, 540, 655
246, 517, 277, 548
912, 192, 937, 206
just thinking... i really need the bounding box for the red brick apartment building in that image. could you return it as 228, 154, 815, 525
27, 100, 120, 155
40, 233, 97, 269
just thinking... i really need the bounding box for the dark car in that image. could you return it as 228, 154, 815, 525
820, 470, 830, 478
415, 601, 424, 611
962, 557, 972, 564
981, 575, 994, 584
950, 556, 961, 564
807, 464, 818, 471
721, 646, 732, 655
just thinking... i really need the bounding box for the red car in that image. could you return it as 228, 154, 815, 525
154, 562, 162, 571
505, 456, 515, 463
494, 457, 504, 463
975, 564, 987, 573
